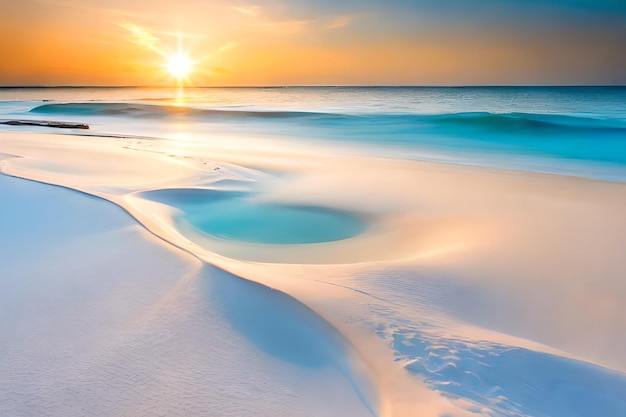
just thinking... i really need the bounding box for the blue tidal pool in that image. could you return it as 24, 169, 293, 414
140, 189, 365, 244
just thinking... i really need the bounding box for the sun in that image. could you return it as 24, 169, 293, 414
165, 52, 193, 80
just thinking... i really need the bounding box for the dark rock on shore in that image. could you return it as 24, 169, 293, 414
0, 119, 89, 129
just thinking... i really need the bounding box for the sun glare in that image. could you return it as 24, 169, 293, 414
166, 52, 193, 80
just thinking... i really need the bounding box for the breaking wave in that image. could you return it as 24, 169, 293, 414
30, 102, 626, 131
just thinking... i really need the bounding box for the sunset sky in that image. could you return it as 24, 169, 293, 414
1, 0, 625, 86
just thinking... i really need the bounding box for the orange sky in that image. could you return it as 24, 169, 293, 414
1, 0, 625, 86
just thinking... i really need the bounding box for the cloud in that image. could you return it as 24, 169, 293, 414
233, 6, 259, 16
117, 22, 163, 56
324, 15, 353, 30
201, 41, 239, 61
261, 19, 313, 34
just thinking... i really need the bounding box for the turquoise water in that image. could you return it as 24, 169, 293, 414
1, 86, 625, 180
140, 189, 365, 244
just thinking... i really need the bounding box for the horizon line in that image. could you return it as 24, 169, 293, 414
1, 84, 626, 89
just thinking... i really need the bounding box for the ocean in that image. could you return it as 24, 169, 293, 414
1, 86, 625, 181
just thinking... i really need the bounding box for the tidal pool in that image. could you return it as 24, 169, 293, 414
140, 189, 365, 244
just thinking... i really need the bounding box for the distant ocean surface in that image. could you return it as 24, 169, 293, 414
1, 86, 625, 181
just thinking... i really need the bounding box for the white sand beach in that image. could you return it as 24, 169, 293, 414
1, 127, 626, 416
0, 172, 382, 417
